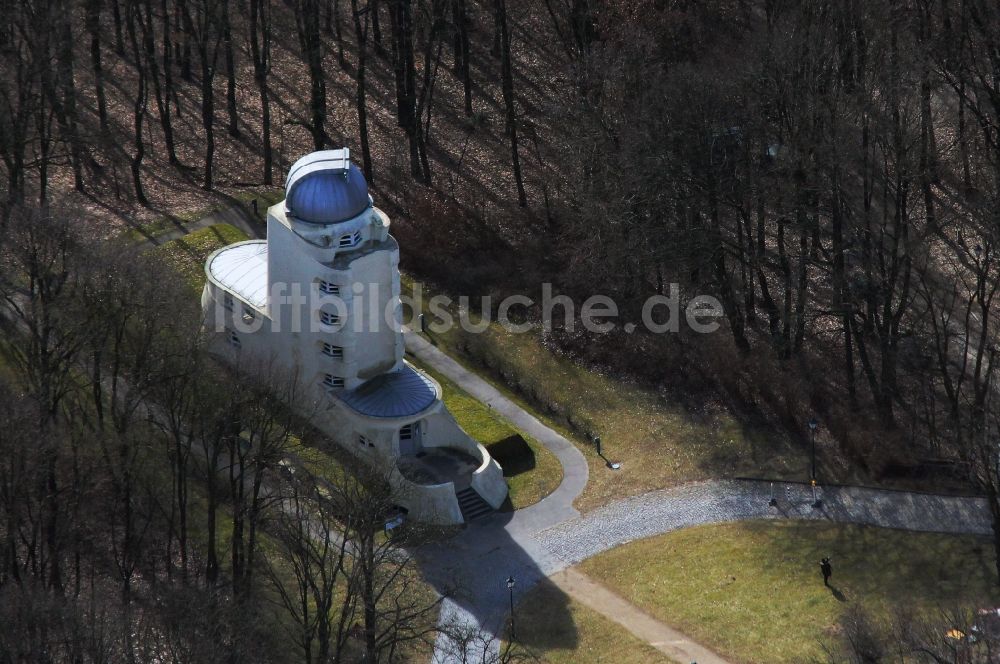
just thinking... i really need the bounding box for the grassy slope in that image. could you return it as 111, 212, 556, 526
153, 222, 250, 292
401, 274, 801, 512
515, 581, 672, 664
407, 355, 562, 510
578, 521, 1000, 663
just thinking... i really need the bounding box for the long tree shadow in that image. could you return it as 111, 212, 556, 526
414, 509, 578, 658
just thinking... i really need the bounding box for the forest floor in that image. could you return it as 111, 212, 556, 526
55, 0, 569, 247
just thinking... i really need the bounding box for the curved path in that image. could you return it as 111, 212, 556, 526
404, 330, 589, 531
407, 327, 993, 663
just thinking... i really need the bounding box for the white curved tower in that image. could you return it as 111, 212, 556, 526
201, 149, 508, 524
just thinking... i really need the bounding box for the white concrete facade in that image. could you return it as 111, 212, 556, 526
201, 149, 508, 524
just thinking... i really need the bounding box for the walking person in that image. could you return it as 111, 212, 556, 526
820, 557, 832, 587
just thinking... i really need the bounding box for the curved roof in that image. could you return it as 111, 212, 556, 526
207, 241, 269, 310
285, 149, 370, 224
337, 365, 438, 418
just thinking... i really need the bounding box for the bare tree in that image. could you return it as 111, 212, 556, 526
496, 0, 526, 206
265, 473, 352, 664
296, 0, 329, 151
249, 0, 274, 184
182, 0, 225, 189
351, 0, 374, 181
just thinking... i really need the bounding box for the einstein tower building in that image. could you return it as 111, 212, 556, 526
202, 149, 508, 524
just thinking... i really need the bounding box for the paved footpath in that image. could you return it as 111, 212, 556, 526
550, 568, 730, 664
146, 203, 265, 246
404, 330, 589, 533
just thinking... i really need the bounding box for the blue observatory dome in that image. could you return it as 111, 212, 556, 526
285, 149, 370, 224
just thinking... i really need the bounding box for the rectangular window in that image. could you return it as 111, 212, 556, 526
358, 435, 374, 448
322, 343, 343, 358
223, 294, 234, 311
319, 280, 340, 295
399, 424, 414, 440
322, 374, 344, 390
320, 311, 341, 326
228, 330, 241, 349
338, 231, 362, 248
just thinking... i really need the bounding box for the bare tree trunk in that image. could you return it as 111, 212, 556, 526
56, 10, 83, 191
371, 0, 385, 56
351, 0, 374, 182
111, 0, 125, 55
126, 2, 150, 206
142, 0, 179, 166
161, 0, 180, 166
296, 0, 327, 150
250, 0, 273, 184
333, 0, 346, 68
86, 0, 109, 133
491, 0, 501, 57
456, 0, 472, 115
497, 0, 526, 206
223, 0, 239, 137
201, 64, 216, 189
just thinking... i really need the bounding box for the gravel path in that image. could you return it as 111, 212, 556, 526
536, 479, 991, 566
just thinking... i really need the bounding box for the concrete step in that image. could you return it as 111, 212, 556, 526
456, 487, 494, 522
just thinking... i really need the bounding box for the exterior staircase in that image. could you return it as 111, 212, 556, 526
456, 487, 494, 522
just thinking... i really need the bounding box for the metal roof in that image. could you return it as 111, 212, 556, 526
337, 364, 438, 418
207, 241, 269, 309
285, 149, 370, 225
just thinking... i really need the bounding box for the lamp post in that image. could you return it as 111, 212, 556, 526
808, 418, 818, 481
808, 418, 821, 508
506, 576, 516, 640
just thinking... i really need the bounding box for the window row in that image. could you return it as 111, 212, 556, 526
338, 230, 362, 248
322, 374, 345, 391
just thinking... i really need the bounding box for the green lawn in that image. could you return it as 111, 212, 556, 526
153, 223, 249, 292
577, 521, 1000, 663
514, 581, 671, 664
401, 274, 800, 512
407, 356, 562, 510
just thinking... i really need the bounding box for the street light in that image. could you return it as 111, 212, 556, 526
808, 418, 822, 508
506, 576, 516, 640
808, 418, 818, 481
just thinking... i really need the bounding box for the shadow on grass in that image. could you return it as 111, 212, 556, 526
415, 511, 578, 658
487, 434, 537, 477
511, 577, 579, 652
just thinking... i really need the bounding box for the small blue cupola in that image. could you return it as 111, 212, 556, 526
285, 149, 371, 224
